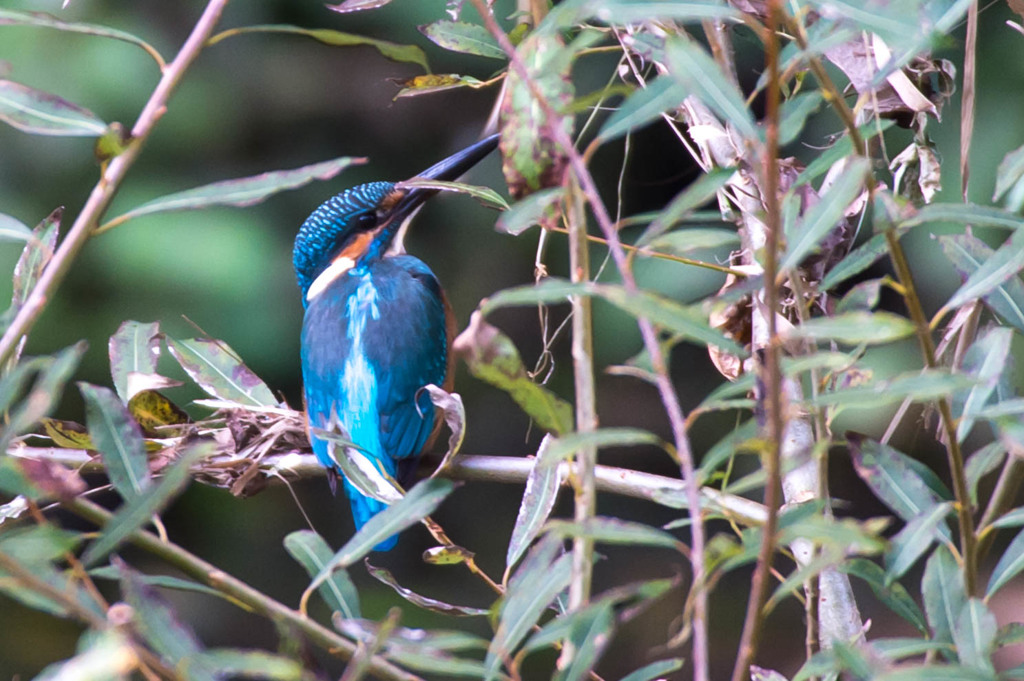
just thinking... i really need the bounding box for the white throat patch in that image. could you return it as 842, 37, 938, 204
306, 256, 356, 302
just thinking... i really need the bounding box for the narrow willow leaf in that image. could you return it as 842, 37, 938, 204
639, 168, 734, 245
996, 622, 1024, 648
554, 602, 614, 681
117, 561, 204, 661
872, 666, 996, 681
994, 144, 1024, 202
813, 370, 974, 410
397, 178, 509, 210
620, 659, 686, 681
965, 443, 1005, 507
843, 557, 933, 630
335, 619, 488, 652
939, 234, 1024, 332
507, 435, 564, 569
108, 320, 161, 402
779, 91, 823, 145
104, 156, 366, 231
393, 73, 487, 99
849, 436, 950, 542
495, 187, 562, 235
0, 343, 86, 452
208, 25, 427, 71
872, 638, 955, 660
956, 327, 1012, 442
0, 9, 162, 66
10, 208, 61, 310
486, 538, 573, 681
945, 228, 1024, 312
551, 0, 738, 25
906, 202, 1024, 230
424, 384, 465, 477
782, 157, 869, 271
541, 428, 662, 467
598, 76, 679, 142
315, 427, 403, 504
81, 442, 212, 567
307, 479, 455, 592
835, 278, 882, 314
419, 20, 505, 59
952, 599, 997, 674
0, 525, 82, 564
544, 517, 682, 550
166, 337, 278, 407
664, 38, 758, 141
88, 566, 222, 599
0, 212, 31, 242
327, 0, 394, 12
787, 311, 914, 344
184, 650, 303, 681
31, 631, 136, 680
992, 507, 1024, 529
453, 312, 573, 435
79, 383, 150, 501
922, 545, 967, 647
820, 232, 889, 291
0, 79, 106, 136
365, 561, 488, 616
646, 227, 740, 256
795, 120, 894, 187
884, 502, 953, 584
385, 648, 490, 678
284, 530, 360, 620
986, 527, 1024, 598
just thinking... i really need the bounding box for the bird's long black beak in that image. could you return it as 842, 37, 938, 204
387, 134, 500, 222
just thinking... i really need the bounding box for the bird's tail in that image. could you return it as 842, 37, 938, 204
344, 478, 398, 551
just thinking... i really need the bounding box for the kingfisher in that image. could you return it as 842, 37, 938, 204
294, 134, 499, 550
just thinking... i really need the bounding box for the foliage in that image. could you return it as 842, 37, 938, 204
2, 1, 1024, 680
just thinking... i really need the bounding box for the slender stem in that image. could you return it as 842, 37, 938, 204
977, 456, 1024, 561
0, 0, 230, 366
884, 231, 978, 596
65, 497, 423, 681
730, 0, 784, 676
566, 179, 598, 613
466, 5, 708, 677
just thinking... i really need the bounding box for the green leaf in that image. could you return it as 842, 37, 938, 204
184, 650, 304, 681
813, 370, 974, 410
598, 76, 679, 142
32, 631, 136, 681
365, 561, 488, 616
306, 478, 455, 592
992, 507, 1024, 529
849, 436, 951, 542
507, 435, 564, 569
496, 188, 562, 235
639, 168, 734, 245
922, 545, 967, 648
956, 327, 1013, 442
0, 212, 32, 242
645, 227, 740, 256
79, 383, 150, 501
384, 648, 490, 678
397, 178, 509, 210
454, 312, 574, 435
0, 9, 163, 66
906, 203, 1024, 231
820, 232, 890, 291
554, 602, 614, 681
166, 337, 278, 408
787, 311, 914, 345
102, 156, 367, 232
486, 536, 573, 681
334, 619, 488, 652
939, 234, 1024, 332
419, 21, 505, 59
795, 120, 894, 187
994, 144, 1024, 202
208, 24, 428, 71
284, 530, 360, 620
0, 79, 106, 136
81, 441, 212, 567
620, 659, 686, 681
944, 228, 1024, 312
884, 502, 953, 584
108, 320, 162, 402
986, 526, 1024, 599
0, 343, 86, 453
545, 517, 682, 550
782, 157, 869, 271
664, 38, 758, 141
551, 0, 739, 27
966, 442, 1005, 507
779, 91, 823, 145
0, 525, 82, 564
10, 208, 61, 309
952, 599, 997, 675
88, 566, 223, 599
845, 559, 928, 632
541, 428, 663, 467
872, 638, 955, 660
392, 73, 487, 99
872, 666, 996, 681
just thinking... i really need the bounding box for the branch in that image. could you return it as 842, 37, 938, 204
0, 0, 230, 366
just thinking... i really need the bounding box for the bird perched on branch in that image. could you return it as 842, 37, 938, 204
293, 135, 498, 550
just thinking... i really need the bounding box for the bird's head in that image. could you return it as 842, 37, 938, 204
293, 134, 499, 305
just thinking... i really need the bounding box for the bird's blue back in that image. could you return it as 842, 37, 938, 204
301, 255, 448, 550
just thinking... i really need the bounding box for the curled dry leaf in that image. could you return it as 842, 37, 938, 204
16, 457, 86, 500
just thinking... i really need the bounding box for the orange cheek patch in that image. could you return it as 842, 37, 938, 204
339, 230, 375, 262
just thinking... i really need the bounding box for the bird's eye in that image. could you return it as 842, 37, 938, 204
355, 212, 377, 231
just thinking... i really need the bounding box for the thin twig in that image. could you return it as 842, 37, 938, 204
465, 5, 708, 677
0, 0, 230, 366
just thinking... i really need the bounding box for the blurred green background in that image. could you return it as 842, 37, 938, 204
2, 0, 1023, 678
